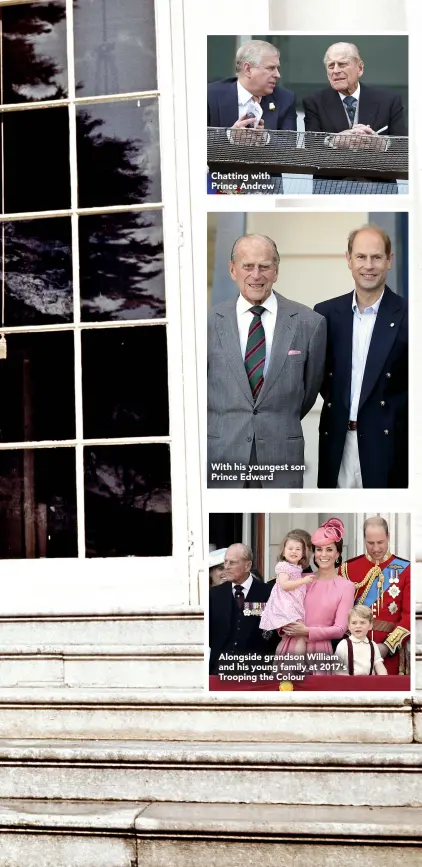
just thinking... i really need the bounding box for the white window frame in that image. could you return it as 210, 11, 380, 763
0, 0, 202, 612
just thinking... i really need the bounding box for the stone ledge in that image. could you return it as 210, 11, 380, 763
135, 802, 422, 840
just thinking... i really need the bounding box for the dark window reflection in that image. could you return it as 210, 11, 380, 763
74, 0, 157, 97
2, 1, 67, 104
82, 326, 168, 438
84, 444, 172, 557
76, 99, 161, 207
4, 108, 70, 213
79, 210, 164, 321
4, 218, 73, 326
0, 331, 75, 442
0, 447, 77, 558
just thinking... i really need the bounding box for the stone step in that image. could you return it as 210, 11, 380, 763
0, 645, 203, 688
0, 799, 142, 867
0, 740, 419, 806
135, 802, 422, 866
0, 800, 420, 867
0, 689, 412, 742
0, 608, 203, 647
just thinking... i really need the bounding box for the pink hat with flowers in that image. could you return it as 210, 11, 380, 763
311, 518, 345, 546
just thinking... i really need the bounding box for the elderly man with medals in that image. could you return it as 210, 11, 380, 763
340, 516, 410, 674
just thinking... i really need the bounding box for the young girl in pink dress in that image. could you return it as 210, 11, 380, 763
260, 532, 314, 654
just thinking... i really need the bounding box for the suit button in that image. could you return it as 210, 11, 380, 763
327, 403, 331, 408
328, 372, 333, 377
384, 429, 389, 435
246, 436, 252, 442
380, 401, 385, 406
253, 409, 258, 415
324, 431, 328, 436
234, 642, 237, 646
386, 372, 391, 378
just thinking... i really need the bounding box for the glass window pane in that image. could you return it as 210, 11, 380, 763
0, 331, 75, 442
84, 444, 172, 557
4, 218, 73, 326
4, 107, 70, 212
74, 0, 157, 97
79, 210, 165, 321
2, 1, 68, 103
81, 326, 168, 438
76, 99, 161, 208
0, 447, 77, 558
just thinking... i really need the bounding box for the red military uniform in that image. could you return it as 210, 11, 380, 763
340, 552, 410, 675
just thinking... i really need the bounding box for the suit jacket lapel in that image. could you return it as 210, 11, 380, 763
255, 294, 296, 407
357, 83, 379, 129
323, 87, 351, 132
215, 301, 254, 406
220, 80, 240, 127
216, 581, 234, 641
358, 288, 403, 411
332, 293, 354, 410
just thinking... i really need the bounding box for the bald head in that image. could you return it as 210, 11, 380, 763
229, 235, 279, 304
324, 42, 364, 96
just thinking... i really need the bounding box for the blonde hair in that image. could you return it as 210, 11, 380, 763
348, 604, 373, 624
278, 532, 307, 568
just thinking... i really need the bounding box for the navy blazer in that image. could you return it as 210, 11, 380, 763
303, 83, 407, 137
314, 286, 408, 488
207, 77, 297, 131
209, 577, 271, 674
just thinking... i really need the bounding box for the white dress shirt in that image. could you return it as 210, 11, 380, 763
236, 291, 278, 378
237, 80, 263, 127
232, 573, 253, 599
339, 83, 360, 127
349, 290, 384, 421
336, 634, 383, 675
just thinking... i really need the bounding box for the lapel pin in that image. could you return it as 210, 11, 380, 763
390, 323, 395, 327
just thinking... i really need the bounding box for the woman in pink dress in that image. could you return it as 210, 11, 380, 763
260, 532, 314, 654
276, 518, 355, 668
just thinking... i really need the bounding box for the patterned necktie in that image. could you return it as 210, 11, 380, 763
245, 305, 266, 400
234, 585, 244, 610
343, 95, 358, 127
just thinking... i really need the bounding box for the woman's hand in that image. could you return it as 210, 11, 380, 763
283, 622, 309, 636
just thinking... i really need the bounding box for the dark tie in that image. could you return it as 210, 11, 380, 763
343, 95, 357, 127
234, 585, 244, 610
245, 305, 266, 400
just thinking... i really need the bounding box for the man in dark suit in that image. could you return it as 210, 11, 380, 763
303, 42, 407, 192
208, 39, 296, 132
208, 40, 296, 194
209, 543, 271, 675
314, 224, 408, 488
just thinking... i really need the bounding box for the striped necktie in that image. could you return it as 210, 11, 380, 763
343, 95, 357, 126
245, 305, 266, 400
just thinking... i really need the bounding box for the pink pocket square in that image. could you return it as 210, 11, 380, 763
288, 350, 301, 355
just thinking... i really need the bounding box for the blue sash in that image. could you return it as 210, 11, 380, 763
357, 557, 409, 608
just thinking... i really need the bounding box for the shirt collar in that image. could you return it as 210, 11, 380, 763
237, 80, 258, 106
349, 634, 370, 644
232, 573, 253, 594
339, 83, 360, 103
352, 289, 384, 315
237, 290, 277, 315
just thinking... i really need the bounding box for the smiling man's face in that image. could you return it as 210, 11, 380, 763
229, 237, 279, 304
346, 229, 393, 296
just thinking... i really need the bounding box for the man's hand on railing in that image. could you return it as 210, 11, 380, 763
229, 115, 269, 146
328, 125, 389, 152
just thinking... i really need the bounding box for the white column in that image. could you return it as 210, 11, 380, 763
270, 0, 408, 29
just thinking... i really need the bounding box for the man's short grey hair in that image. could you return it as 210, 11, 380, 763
323, 42, 362, 66
364, 517, 389, 537
227, 542, 253, 562
236, 39, 279, 74
230, 234, 280, 265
